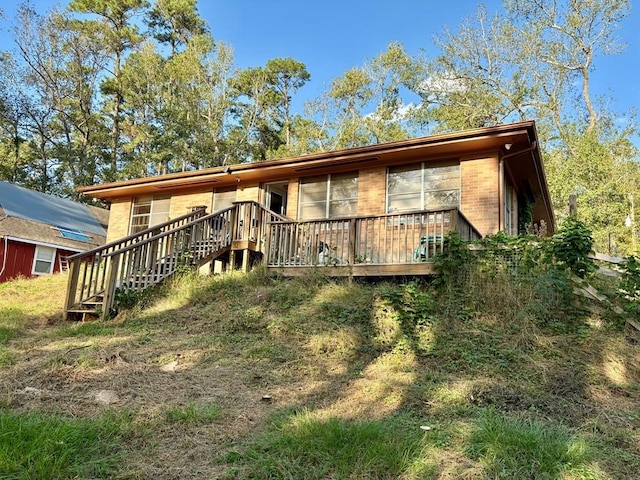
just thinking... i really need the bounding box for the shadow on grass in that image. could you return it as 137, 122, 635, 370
3, 268, 637, 479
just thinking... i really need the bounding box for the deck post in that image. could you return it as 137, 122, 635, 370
241, 249, 249, 272
63, 257, 81, 320
102, 254, 121, 321
348, 218, 356, 265
451, 209, 460, 240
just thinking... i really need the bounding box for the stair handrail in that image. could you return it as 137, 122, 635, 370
101, 206, 235, 259
98, 202, 288, 259
64, 202, 291, 320
66, 206, 207, 262
64, 207, 207, 319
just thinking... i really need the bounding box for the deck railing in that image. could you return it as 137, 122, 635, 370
63, 207, 207, 317
64, 202, 286, 320
265, 208, 481, 268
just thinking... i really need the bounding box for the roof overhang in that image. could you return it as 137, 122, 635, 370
78, 121, 555, 231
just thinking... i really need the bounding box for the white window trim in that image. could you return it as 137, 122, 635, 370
32, 245, 56, 276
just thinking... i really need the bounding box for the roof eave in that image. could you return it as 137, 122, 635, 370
79, 121, 539, 200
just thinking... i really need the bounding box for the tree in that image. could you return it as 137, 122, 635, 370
264, 57, 310, 148
12, 5, 109, 197
417, 0, 638, 253
308, 43, 414, 150
68, 0, 148, 181
146, 0, 207, 56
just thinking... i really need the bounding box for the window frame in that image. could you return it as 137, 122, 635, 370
212, 186, 237, 212
386, 162, 460, 214
128, 195, 171, 235
32, 245, 56, 275
298, 172, 359, 220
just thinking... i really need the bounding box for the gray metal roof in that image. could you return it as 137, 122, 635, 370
0, 181, 107, 237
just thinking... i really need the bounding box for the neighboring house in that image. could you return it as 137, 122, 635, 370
0, 182, 109, 283
66, 121, 555, 319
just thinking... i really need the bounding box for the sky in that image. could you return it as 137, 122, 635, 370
1, 0, 638, 124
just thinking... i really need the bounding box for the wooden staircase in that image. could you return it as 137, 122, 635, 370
64, 202, 286, 321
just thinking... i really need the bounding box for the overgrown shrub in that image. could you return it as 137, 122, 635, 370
433, 227, 585, 329
620, 255, 640, 313
549, 216, 595, 278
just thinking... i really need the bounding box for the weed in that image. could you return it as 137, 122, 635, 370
467, 409, 596, 479
164, 402, 220, 425
549, 216, 595, 278
231, 410, 433, 479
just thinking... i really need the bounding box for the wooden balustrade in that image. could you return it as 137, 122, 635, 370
64, 202, 286, 320
265, 208, 481, 269
64, 208, 207, 319
64, 204, 480, 319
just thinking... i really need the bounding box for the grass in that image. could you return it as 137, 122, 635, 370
0, 409, 129, 479
229, 410, 435, 479
468, 409, 594, 479
164, 401, 221, 425
0, 268, 638, 478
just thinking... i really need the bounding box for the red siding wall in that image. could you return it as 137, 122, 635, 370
0, 239, 75, 283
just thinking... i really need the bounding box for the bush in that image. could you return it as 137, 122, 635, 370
549, 216, 595, 278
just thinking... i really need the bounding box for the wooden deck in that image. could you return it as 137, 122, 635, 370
264, 208, 480, 276
268, 262, 438, 277
64, 204, 480, 320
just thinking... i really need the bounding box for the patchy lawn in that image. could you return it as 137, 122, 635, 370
0, 269, 638, 479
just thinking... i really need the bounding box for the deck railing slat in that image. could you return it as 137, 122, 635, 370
265, 208, 480, 268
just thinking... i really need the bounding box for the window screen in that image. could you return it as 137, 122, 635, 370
33, 246, 56, 275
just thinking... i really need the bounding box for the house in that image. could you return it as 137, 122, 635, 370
65, 121, 555, 319
0, 182, 109, 283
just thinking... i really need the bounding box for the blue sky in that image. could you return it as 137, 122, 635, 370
1, 0, 638, 123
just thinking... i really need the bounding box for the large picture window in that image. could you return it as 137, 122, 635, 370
298, 173, 358, 220
32, 245, 56, 275
129, 196, 171, 234
387, 163, 460, 213
213, 186, 236, 212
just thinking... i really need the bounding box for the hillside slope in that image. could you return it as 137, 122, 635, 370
0, 269, 638, 479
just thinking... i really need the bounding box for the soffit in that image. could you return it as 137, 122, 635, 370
79, 122, 536, 200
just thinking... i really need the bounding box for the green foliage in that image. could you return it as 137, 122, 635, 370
620, 255, 640, 312
380, 280, 436, 327
468, 409, 595, 479
0, 409, 129, 479
433, 232, 473, 290
114, 287, 141, 310
164, 402, 220, 425
433, 229, 592, 330
549, 216, 595, 278
232, 411, 432, 479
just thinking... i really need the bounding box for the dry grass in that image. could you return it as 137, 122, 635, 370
0, 270, 638, 478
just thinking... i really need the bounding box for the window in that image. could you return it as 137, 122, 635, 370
298, 173, 358, 220
387, 163, 459, 213
213, 186, 236, 212
56, 226, 90, 243
129, 196, 171, 235
32, 246, 56, 275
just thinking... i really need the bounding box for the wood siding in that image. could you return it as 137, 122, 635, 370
0, 239, 76, 283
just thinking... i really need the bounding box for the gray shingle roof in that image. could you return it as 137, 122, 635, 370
0, 181, 106, 236
0, 182, 109, 251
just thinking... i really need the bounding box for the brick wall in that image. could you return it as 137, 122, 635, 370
460, 156, 500, 236
357, 167, 387, 216
235, 184, 259, 202
169, 191, 213, 218
106, 199, 132, 243
286, 178, 299, 219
